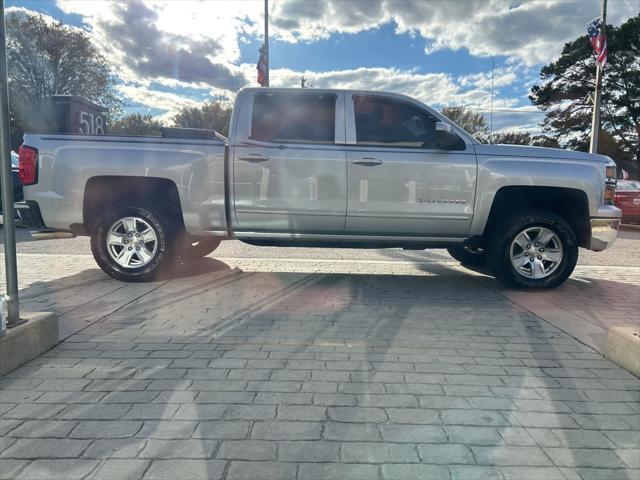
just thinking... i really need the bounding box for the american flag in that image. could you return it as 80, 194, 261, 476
257, 44, 267, 86
587, 17, 607, 67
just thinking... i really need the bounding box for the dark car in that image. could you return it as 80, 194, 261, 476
0, 152, 24, 216
614, 180, 640, 224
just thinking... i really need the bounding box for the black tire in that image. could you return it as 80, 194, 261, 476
487, 208, 578, 289
179, 237, 221, 260
90, 205, 177, 282
447, 245, 486, 266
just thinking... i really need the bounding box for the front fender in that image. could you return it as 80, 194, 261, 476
470, 156, 604, 236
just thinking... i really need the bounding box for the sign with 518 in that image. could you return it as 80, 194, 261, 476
78, 111, 105, 135
50, 95, 107, 135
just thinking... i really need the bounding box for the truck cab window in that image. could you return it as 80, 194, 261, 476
251, 93, 336, 144
353, 95, 463, 150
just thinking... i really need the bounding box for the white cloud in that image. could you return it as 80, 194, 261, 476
459, 66, 522, 90
118, 84, 199, 111
56, 0, 640, 91
261, 65, 521, 111
5, 5, 58, 24
117, 63, 540, 132
56, 0, 250, 89
40, 0, 633, 134
270, 0, 639, 66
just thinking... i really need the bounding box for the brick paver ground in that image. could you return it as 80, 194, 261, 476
0, 253, 639, 480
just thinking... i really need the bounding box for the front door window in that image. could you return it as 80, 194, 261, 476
353, 94, 464, 150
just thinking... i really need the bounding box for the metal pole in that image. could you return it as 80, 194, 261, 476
264, 0, 269, 87
589, 0, 607, 154
490, 57, 494, 144
0, 0, 20, 327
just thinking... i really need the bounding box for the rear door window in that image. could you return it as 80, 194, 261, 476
251, 92, 336, 145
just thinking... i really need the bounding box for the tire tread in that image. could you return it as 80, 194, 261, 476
486, 208, 578, 289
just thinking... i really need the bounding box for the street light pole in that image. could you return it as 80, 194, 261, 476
264, 0, 269, 87
0, 0, 20, 328
589, 0, 607, 154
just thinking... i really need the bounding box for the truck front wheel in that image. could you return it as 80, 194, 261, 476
90, 205, 177, 282
487, 209, 578, 289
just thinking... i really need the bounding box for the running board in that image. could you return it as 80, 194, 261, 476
30, 230, 76, 240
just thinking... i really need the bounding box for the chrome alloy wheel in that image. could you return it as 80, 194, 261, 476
106, 217, 158, 269
509, 226, 563, 279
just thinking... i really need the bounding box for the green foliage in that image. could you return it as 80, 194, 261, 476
109, 113, 165, 136
440, 106, 489, 142
6, 11, 122, 149
530, 135, 561, 148
530, 14, 639, 164
492, 131, 532, 145
173, 100, 233, 137
491, 131, 561, 147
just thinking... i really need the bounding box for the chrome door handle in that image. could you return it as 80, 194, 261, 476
352, 157, 383, 166
239, 154, 269, 163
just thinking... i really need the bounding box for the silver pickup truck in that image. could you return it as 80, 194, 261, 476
17, 87, 621, 288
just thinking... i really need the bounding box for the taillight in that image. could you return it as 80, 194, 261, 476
18, 145, 38, 185
604, 164, 616, 204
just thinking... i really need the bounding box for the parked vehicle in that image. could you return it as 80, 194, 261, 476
17, 88, 621, 288
614, 180, 640, 224
0, 152, 23, 217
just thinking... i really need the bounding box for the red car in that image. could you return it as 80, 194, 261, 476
614, 180, 640, 224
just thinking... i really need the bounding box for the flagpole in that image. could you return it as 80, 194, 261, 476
589, 0, 607, 154
490, 57, 494, 144
264, 0, 269, 87
0, 0, 21, 329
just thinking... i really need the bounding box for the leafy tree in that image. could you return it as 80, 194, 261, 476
598, 131, 638, 177
6, 11, 121, 149
487, 130, 564, 148
440, 106, 489, 142
492, 131, 533, 145
491, 131, 561, 147
530, 135, 561, 148
530, 14, 639, 165
173, 101, 233, 137
109, 113, 165, 136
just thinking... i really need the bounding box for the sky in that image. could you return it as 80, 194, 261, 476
6, 0, 640, 134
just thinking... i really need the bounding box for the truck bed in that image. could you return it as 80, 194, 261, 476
21, 131, 228, 236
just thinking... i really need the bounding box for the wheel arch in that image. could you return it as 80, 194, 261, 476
482, 186, 591, 248
83, 176, 185, 235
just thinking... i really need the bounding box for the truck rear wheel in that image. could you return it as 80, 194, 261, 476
90, 205, 177, 282
179, 237, 221, 260
487, 209, 578, 289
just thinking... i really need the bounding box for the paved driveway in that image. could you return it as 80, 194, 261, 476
0, 253, 639, 480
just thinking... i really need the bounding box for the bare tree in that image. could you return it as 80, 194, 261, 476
440, 106, 489, 142
110, 113, 164, 136
6, 11, 121, 148
173, 101, 233, 136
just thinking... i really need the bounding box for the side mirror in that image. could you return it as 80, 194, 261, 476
434, 121, 464, 150
435, 121, 453, 134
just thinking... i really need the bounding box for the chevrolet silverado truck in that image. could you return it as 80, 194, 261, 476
16, 88, 621, 288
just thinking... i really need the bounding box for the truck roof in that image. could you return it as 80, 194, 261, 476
237, 86, 420, 103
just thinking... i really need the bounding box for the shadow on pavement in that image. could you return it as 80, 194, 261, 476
161, 257, 234, 280
1, 256, 638, 479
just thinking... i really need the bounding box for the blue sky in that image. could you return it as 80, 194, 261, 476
7, 0, 640, 133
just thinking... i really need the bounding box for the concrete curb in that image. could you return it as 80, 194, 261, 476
0, 312, 59, 376
606, 326, 640, 377
499, 292, 639, 378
